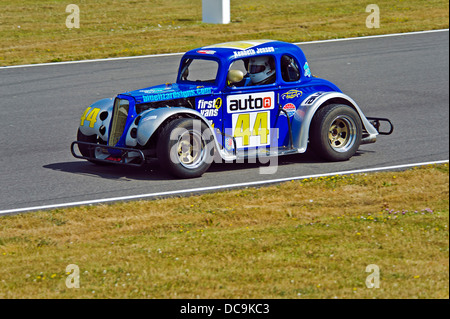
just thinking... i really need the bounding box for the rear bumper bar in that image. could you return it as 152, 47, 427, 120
367, 117, 394, 135
71, 141, 145, 167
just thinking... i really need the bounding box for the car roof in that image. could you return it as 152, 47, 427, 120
184, 39, 307, 64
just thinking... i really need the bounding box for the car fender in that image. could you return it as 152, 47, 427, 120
292, 92, 379, 152
133, 107, 223, 154
78, 97, 114, 142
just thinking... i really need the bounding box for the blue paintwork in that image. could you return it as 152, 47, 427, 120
108, 40, 343, 151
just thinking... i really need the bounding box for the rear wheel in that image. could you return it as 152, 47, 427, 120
157, 118, 214, 178
309, 104, 362, 161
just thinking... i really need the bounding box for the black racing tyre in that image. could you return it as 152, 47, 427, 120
77, 128, 97, 157
309, 104, 362, 161
77, 128, 109, 165
157, 118, 214, 178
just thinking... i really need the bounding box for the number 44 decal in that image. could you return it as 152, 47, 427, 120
80, 107, 100, 128
232, 111, 270, 148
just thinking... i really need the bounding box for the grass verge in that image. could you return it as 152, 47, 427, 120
0, 163, 448, 299
0, 0, 448, 66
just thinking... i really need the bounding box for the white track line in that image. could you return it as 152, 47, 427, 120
293, 28, 449, 45
0, 52, 183, 69
1, 160, 448, 216
1, 29, 447, 70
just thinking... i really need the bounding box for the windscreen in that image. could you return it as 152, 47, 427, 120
178, 58, 219, 84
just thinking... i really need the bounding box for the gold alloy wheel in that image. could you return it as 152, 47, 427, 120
176, 130, 205, 169
328, 115, 357, 152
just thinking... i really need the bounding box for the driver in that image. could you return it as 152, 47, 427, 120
248, 56, 276, 85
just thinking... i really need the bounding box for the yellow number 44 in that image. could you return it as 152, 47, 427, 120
234, 112, 269, 146
252, 112, 269, 145
234, 113, 251, 146
80, 107, 100, 128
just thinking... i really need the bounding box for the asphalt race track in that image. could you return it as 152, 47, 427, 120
0, 30, 448, 214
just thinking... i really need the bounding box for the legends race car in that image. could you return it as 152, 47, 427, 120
71, 39, 393, 178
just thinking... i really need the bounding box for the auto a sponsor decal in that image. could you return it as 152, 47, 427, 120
227, 92, 274, 113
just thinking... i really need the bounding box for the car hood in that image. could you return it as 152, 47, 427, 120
122, 83, 215, 104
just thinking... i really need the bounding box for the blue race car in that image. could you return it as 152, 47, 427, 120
71, 39, 393, 178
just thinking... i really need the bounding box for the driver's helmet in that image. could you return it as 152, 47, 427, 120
248, 56, 275, 84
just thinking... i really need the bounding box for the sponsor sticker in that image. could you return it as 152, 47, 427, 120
227, 92, 275, 113
304, 62, 312, 78
280, 103, 296, 117
197, 97, 222, 117
141, 87, 213, 103
301, 91, 326, 106
139, 88, 165, 94
225, 137, 234, 151
281, 89, 302, 100
197, 50, 216, 55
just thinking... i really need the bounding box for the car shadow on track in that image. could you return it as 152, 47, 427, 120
207, 149, 323, 173
43, 159, 171, 181
44, 149, 367, 181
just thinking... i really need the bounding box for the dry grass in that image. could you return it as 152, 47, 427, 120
0, 0, 448, 66
0, 164, 448, 299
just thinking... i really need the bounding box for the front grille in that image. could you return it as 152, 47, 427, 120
109, 98, 129, 146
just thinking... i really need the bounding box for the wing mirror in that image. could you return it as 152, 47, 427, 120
227, 70, 244, 84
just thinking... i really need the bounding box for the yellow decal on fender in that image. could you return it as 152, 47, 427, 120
80, 107, 100, 128
205, 40, 273, 50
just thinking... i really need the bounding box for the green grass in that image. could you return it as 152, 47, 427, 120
0, 0, 448, 299
0, 164, 448, 298
0, 0, 448, 66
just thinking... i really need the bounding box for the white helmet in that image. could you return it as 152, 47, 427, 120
248, 56, 275, 84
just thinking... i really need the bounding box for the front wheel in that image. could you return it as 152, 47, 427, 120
157, 118, 214, 178
309, 104, 362, 161
77, 128, 109, 165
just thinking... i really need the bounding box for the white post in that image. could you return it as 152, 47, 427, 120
202, 0, 230, 24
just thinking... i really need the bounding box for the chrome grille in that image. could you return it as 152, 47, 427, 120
108, 98, 129, 146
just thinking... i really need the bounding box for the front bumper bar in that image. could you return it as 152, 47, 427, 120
71, 141, 145, 167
